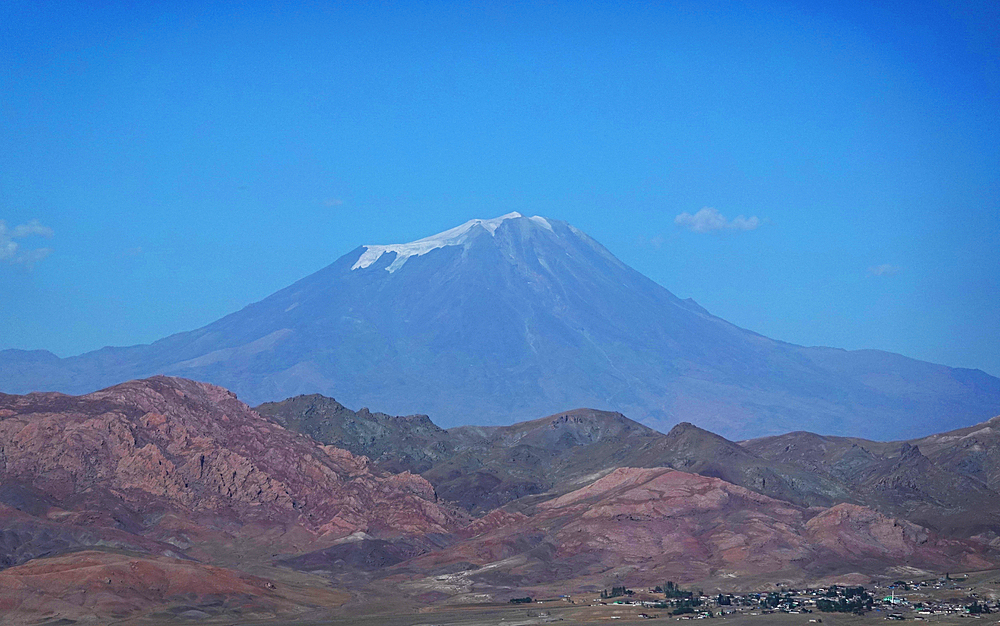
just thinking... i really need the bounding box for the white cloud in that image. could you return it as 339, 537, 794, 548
11, 220, 53, 238
0, 219, 54, 266
868, 264, 900, 276
675, 207, 761, 233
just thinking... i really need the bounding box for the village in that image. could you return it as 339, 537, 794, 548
508, 574, 1000, 623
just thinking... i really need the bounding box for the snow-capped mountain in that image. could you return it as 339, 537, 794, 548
1, 213, 997, 439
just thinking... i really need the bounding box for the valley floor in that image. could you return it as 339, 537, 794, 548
111, 603, 1000, 626
95, 569, 1000, 626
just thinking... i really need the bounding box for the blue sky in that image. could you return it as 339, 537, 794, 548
2, 0, 998, 377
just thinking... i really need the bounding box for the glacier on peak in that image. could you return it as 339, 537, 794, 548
351, 211, 552, 273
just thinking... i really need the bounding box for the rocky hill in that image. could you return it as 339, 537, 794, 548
259, 398, 844, 514
743, 417, 1000, 536
260, 394, 1000, 538
0, 376, 460, 542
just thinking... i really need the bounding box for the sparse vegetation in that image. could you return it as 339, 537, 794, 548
600, 586, 633, 599
815, 586, 873, 615
660, 581, 694, 599
967, 601, 992, 614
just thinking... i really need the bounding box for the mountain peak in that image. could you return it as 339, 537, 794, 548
4, 215, 999, 440
351, 212, 554, 273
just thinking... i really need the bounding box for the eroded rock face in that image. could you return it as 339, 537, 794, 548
805, 503, 926, 558
0, 376, 461, 561
539, 468, 808, 574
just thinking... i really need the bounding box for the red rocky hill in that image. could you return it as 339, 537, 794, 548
0, 376, 459, 543
0, 376, 464, 621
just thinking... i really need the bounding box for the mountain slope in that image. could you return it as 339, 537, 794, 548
2, 213, 998, 439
